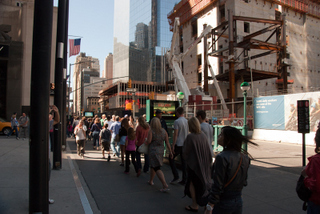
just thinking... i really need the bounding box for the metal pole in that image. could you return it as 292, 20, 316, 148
29, 0, 53, 213
302, 133, 306, 166
62, 0, 69, 149
68, 63, 71, 117
242, 90, 248, 151
53, 0, 67, 170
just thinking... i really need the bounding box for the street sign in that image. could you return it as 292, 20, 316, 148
297, 100, 310, 134
126, 88, 137, 92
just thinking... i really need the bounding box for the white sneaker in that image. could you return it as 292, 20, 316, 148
49, 198, 55, 204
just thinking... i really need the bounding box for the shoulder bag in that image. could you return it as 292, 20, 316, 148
296, 175, 312, 211
224, 155, 243, 188
138, 143, 148, 154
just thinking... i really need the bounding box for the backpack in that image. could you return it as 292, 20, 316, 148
296, 175, 312, 210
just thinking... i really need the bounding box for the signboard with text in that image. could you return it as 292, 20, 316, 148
254, 96, 285, 130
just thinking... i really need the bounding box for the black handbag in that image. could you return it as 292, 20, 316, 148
296, 175, 312, 210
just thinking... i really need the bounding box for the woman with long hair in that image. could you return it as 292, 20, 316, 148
74, 120, 87, 157
91, 118, 102, 150
205, 126, 257, 214
301, 126, 320, 212
124, 127, 140, 176
183, 117, 212, 212
135, 116, 150, 173
146, 117, 173, 192
119, 118, 130, 166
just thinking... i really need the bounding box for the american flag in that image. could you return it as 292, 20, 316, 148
69, 38, 81, 57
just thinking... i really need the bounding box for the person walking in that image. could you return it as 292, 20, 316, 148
146, 117, 173, 192
48, 105, 60, 204
110, 116, 121, 157
91, 118, 102, 150
100, 123, 112, 161
119, 118, 130, 166
196, 110, 214, 157
106, 115, 113, 130
205, 126, 257, 213
169, 107, 188, 185
155, 109, 168, 133
72, 116, 80, 138
136, 116, 150, 173
183, 117, 212, 212
100, 114, 106, 126
82, 117, 90, 140
19, 113, 29, 140
300, 126, 320, 213
7, 113, 19, 139
74, 120, 87, 158
67, 121, 73, 138
124, 127, 140, 176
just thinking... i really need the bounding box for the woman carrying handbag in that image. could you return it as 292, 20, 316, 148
205, 126, 257, 214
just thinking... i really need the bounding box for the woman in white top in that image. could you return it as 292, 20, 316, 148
74, 120, 87, 157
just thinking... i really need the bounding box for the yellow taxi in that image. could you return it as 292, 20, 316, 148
0, 117, 15, 135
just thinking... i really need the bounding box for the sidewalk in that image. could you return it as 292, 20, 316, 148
0, 136, 99, 214
0, 135, 315, 213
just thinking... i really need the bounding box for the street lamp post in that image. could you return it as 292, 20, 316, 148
177, 92, 184, 107
240, 82, 250, 151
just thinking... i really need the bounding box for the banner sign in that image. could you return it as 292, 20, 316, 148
254, 96, 285, 130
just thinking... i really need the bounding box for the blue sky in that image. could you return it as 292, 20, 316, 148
57, 0, 115, 76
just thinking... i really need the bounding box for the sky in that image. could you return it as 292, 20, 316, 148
55, 0, 115, 77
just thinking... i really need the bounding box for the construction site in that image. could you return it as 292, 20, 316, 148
165, 0, 320, 124
99, 0, 320, 131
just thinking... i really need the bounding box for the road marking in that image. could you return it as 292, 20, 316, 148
67, 149, 93, 214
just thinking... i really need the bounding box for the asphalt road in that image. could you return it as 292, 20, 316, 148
68, 138, 316, 214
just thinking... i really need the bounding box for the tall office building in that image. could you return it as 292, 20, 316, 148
72, 52, 100, 115
103, 53, 113, 86
113, 0, 179, 84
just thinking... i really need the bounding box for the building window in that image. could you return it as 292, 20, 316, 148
198, 72, 202, 85
244, 22, 250, 33
220, 5, 225, 20
192, 19, 197, 38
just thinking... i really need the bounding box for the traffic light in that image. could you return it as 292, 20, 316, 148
50, 83, 55, 90
128, 78, 132, 88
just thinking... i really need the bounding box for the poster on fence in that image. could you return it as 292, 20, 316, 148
254, 96, 285, 130
254, 92, 320, 131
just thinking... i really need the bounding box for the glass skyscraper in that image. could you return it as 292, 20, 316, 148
113, 0, 179, 83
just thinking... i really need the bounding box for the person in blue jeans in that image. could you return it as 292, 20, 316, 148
135, 116, 150, 173
6, 113, 19, 139
91, 118, 102, 150
110, 116, 121, 157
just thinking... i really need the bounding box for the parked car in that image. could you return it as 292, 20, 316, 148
0, 117, 15, 135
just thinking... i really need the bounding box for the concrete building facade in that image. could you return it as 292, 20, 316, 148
103, 53, 113, 86
168, 0, 320, 101
72, 52, 100, 115
0, 0, 58, 120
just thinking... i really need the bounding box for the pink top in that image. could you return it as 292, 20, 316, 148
126, 136, 137, 151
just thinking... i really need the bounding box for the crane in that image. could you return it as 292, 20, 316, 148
166, 17, 227, 110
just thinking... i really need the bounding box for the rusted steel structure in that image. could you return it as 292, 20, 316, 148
168, 0, 320, 100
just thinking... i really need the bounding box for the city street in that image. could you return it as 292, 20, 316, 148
67, 137, 314, 214
0, 135, 316, 213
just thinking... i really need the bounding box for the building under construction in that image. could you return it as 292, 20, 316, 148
167, 0, 320, 103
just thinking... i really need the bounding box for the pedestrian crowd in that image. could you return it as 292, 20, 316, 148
5, 105, 320, 213
6, 112, 29, 140
70, 108, 260, 213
